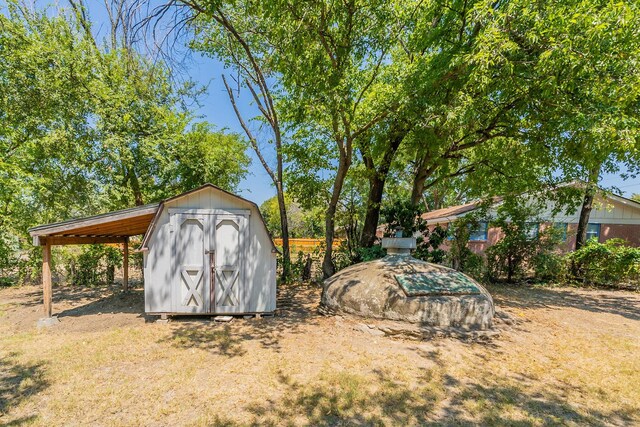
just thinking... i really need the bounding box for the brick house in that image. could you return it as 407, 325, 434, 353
420, 191, 640, 254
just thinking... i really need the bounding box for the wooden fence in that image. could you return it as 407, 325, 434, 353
272, 238, 344, 251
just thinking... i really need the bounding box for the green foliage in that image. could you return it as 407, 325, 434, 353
568, 239, 640, 287
356, 245, 386, 262
2, 0, 639, 285
460, 252, 487, 283
381, 200, 422, 238
381, 199, 447, 263
70, 245, 123, 287
531, 251, 565, 282
260, 195, 324, 238
446, 217, 480, 273
289, 251, 315, 283
0, 4, 250, 282
414, 226, 448, 264
485, 206, 563, 282
330, 241, 355, 274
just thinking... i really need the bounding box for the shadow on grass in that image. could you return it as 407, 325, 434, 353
54, 288, 144, 318
489, 283, 640, 322
160, 285, 321, 357
204, 368, 444, 426
18, 283, 144, 314
438, 376, 640, 426
160, 324, 247, 357
194, 354, 638, 426
0, 353, 48, 418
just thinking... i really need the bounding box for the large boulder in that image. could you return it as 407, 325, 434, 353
321, 253, 494, 330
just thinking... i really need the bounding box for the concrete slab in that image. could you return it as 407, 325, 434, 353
37, 316, 60, 328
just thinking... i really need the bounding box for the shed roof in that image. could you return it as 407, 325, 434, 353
29, 184, 278, 251
139, 183, 279, 253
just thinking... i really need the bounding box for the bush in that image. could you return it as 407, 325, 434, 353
414, 226, 447, 264
71, 245, 123, 286
568, 239, 640, 287
531, 251, 565, 282
485, 223, 535, 282
356, 245, 386, 262
485, 211, 563, 282
381, 200, 447, 263
446, 217, 479, 271
460, 251, 487, 282
290, 250, 314, 282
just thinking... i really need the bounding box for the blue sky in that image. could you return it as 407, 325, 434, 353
186, 53, 277, 205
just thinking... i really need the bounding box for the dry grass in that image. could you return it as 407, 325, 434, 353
0, 283, 639, 426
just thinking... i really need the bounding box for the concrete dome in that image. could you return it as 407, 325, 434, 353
321, 238, 494, 330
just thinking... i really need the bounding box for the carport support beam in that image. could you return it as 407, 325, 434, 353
123, 237, 129, 292
43, 242, 52, 318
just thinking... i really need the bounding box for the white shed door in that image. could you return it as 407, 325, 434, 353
172, 214, 210, 313
212, 216, 245, 313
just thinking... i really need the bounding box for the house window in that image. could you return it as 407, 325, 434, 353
553, 222, 568, 241
586, 223, 601, 241
469, 222, 488, 241
525, 222, 539, 238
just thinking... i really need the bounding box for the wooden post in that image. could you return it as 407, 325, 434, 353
123, 237, 129, 292
42, 242, 52, 318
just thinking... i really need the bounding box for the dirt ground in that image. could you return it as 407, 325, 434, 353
1, 283, 639, 426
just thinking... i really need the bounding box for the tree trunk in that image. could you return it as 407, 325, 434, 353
411, 168, 428, 207
127, 167, 144, 206
411, 151, 437, 207
574, 167, 600, 251
572, 167, 601, 278
574, 190, 595, 251
322, 148, 351, 278
360, 175, 385, 247
276, 182, 291, 283
359, 128, 405, 248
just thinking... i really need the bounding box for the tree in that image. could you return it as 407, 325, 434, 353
482, 0, 640, 250
260, 195, 323, 239
0, 2, 250, 280
150, 0, 295, 281
259, 0, 403, 277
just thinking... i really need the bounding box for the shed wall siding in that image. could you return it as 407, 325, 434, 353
144, 187, 276, 314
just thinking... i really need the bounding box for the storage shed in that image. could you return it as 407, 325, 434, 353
29, 184, 278, 321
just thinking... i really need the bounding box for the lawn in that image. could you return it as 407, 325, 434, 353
1, 283, 639, 426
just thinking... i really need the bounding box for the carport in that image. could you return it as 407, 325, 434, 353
28, 203, 159, 319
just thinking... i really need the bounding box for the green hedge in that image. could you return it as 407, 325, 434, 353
568, 239, 640, 287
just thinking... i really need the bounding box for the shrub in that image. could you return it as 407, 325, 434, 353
460, 251, 487, 282
381, 200, 447, 263
485, 208, 563, 282
485, 222, 535, 282
71, 245, 123, 286
568, 239, 640, 287
356, 245, 386, 262
290, 250, 314, 282
531, 251, 565, 282
446, 217, 478, 271
414, 226, 447, 264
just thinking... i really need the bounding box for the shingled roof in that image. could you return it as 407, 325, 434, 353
421, 197, 503, 224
